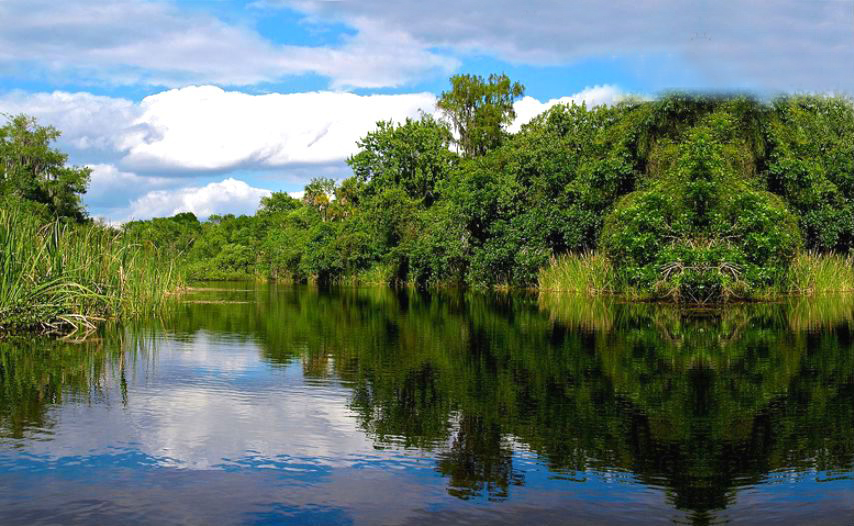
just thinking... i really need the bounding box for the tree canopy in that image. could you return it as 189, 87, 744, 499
0, 114, 90, 221
121, 85, 854, 302
437, 73, 525, 157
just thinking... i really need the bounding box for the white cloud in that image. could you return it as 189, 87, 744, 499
120, 86, 438, 172
0, 0, 456, 89
509, 85, 625, 132
0, 91, 140, 157
124, 178, 272, 220
86, 163, 180, 207
0, 87, 437, 174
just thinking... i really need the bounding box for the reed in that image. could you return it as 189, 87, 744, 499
537, 252, 618, 294
0, 206, 184, 333
785, 251, 854, 294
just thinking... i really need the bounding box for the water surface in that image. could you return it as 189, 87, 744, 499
0, 284, 852, 525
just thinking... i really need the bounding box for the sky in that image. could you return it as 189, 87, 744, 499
1, 0, 853, 221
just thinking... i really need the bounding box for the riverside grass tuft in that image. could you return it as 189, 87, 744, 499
0, 206, 184, 334
785, 251, 854, 294
539, 250, 854, 300
537, 252, 619, 295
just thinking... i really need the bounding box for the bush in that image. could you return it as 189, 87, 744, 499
601, 123, 801, 302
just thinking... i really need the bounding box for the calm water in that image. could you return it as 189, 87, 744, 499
0, 284, 852, 525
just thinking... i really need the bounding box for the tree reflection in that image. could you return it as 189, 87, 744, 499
1, 285, 852, 521
436, 415, 523, 501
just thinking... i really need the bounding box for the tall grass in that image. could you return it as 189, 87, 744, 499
537, 252, 619, 295
540, 250, 854, 301
785, 251, 854, 294
0, 206, 183, 333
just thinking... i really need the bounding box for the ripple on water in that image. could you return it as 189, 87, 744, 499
0, 284, 852, 525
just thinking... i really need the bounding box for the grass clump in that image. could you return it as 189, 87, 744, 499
786, 251, 854, 294
537, 252, 617, 294
0, 206, 183, 333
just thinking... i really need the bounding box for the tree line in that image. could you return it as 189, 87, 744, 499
5, 74, 854, 300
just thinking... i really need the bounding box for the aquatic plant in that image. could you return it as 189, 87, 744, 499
536, 252, 618, 295
0, 205, 183, 333
785, 251, 854, 294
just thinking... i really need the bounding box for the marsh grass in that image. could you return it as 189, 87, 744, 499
329, 263, 397, 287
350, 263, 395, 285
540, 250, 854, 302
538, 252, 623, 295
0, 206, 184, 333
785, 251, 854, 294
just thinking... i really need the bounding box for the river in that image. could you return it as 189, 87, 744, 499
0, 283, 852, 525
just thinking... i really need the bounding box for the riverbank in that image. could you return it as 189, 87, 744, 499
119, 93, 854, 304
536, 251, 854, 303
0, 207, 184, 334
187, 249, 854, 305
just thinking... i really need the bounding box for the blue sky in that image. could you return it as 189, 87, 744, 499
1, 0, 853, 221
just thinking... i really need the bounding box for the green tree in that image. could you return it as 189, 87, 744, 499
764, 95, 854, 251
258, 191, 301, 216
302, 177, 336, 221
437, 73, 525, 157
347, 114, 457, 205
0, 114, 91, 221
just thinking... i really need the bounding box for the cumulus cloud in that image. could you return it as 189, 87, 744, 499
0, 0, 456, 89
509, 85, 625, 132
86, 163, 180, 207
120, 86, 438, 172
124, 178, 272, 221
0, 91, 140, 160
276, 0, 854, 92
0, 87, 437, 174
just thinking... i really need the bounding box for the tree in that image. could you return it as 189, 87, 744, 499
258, 191, 301, 216
0, 114, 90, 221
303, 177, 336, 221
437, 74, 525, 157
347, 114, 457, 205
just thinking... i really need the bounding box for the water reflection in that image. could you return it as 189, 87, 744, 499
0, 285, 852, 525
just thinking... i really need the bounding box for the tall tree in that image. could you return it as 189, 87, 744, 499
0, 114, 90, 221
258, 191, 301, 216
303, 177, 336, 221
347, 114, 457, 205
437, 73, 525, 157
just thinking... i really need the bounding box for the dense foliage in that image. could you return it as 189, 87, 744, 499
123, 82, 854, 302
0, 115, 90, 222
5, 77, 854, 304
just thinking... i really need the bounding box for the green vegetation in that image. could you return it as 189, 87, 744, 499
0, 117, 182, 333
786, 251, 854, 294
128, 82, 854, 303
537, 252, 617, 294
7, 75, 854, 308
0, 205, 182, 332
0, 114, 90, 222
